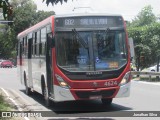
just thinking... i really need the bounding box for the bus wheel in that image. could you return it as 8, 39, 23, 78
25, 84, 31, 95
101, 98, 113, 106
24, 74, 31, 95
43, 85, 50, 107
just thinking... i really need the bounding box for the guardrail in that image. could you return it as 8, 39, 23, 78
131, 71, 160, 81
131, 71, 160, 76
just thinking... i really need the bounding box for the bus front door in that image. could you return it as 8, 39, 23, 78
46, 33, 54, 98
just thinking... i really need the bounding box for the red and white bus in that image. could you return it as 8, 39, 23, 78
17, 14, 131, 107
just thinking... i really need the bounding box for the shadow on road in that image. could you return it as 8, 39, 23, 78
20, 90, 132, 115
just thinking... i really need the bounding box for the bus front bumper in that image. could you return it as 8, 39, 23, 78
53, 81, 131, 102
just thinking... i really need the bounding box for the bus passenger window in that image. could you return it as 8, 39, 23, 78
34, 32, 37, 56
40, 28, 46, 56
42, 43, 46, 55
37, 31, 40, 56
25, 37, 28, 58
39, 42, 42, 55
22, 38, 25, 56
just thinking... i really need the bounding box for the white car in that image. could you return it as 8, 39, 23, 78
148, 65, 160, 72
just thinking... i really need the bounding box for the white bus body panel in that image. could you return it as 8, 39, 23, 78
53, 85, 75, 102
115, 81, 131, 98
31, 57, 46, 94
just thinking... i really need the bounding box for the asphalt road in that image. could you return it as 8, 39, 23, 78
0, 68, 160, 120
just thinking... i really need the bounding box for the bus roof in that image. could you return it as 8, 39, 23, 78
54, 13, 122, 18
17, 16, 54, 39
17, 13, 123, 39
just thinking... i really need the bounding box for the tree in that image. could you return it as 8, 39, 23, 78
0, 0, 13, 20
127, 5, 160, 70
11, 0, 55, 34
43, 0, 68, 5
0, 0, 55, 59
128, 22, 160, 70
0, 27, 16, 58
32, 10, 55, 25
11, 0, 37, 34
0, 0, 69, 20
131, 5, 156, 27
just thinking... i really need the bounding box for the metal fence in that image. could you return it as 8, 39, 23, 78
131, 71, 160, 81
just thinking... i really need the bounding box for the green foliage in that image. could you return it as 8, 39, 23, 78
130, 5, 156, 27
0, 0, 13, 20
11, 0, 55, 34
0, 0, 55, 59
0, 27, 16, 58
32, 10, 55, 25
11, 0, 37, 35
127, 5, 160, 70
128, 23, 160, 69
0, 95, 11, 111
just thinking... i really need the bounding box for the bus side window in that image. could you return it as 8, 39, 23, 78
22, 38, 25, 56
34, 32, 37, 56
25, 36, 28, 58
40, 27, 46, 56
47, 24, 54, 47
28, 33, 33, 59
37, 31, 40, 56
32, 33, 35, 57
20, 42, 22, 59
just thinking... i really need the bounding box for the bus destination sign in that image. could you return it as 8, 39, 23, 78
65, 18, 108, 26
55, 16, 123, 28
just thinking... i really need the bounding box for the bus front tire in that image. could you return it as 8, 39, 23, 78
44, 86, 50, 107
25, 85, 31, 95
101, 98, 113, 106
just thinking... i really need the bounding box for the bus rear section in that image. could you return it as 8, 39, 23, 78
52, 14, 131, 105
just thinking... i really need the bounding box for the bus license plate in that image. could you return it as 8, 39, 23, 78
89, 95, 102, 99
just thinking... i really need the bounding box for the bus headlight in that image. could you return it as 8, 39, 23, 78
55, 74, 70, 89
119, 72, 131, 86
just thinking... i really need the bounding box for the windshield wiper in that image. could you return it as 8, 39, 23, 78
104, 28, 110, 34
72, 28, 88, 49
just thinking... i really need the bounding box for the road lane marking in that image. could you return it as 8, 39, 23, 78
0, 88, 30, 120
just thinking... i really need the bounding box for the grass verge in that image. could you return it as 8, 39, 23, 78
0, 94, 11, 111
0, 94, 12, 120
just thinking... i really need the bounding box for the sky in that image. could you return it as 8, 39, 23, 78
34, 0, 160, 21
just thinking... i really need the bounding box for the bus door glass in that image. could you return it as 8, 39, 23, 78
46, 32, 54, 95
28, 33, 33, 87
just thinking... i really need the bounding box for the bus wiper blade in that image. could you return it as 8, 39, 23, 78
105, 28, 110, 34
72, 29, 88, 49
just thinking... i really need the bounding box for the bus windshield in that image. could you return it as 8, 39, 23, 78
56, 30, 127, 72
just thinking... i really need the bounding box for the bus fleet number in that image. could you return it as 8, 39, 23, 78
104, 80, 118, 87
65, 19, 74, 25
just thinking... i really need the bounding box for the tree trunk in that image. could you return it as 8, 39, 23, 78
137, 53, 140, 77
156, 56, 159, 80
